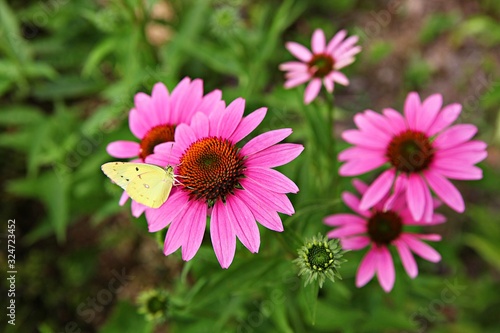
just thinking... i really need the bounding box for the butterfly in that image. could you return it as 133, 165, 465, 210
101, 162, 176, 209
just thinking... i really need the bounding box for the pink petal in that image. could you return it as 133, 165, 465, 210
210, 200, 236, 268
285, 42, 313, 62
241, 178, 295, 215
335, 46, 361, 62
225, 195, 260, 253
245, 143, 304, 168
329, 72, 349, 86
341, 191, 371, 217
311, 29, 326, 53
382, 108, 407, 134
338, 146, 384, 162
364, 110, 400, 136
174, 123, 197, 151
190, 112, 210, 139
433, 124, 478, 150
284, 74, 312, 89
401, 234, 441, 262
376, 246, 395, 292
356, 247, 377, 288
279, 61, 309, 72
326, 29, 347, 53
197, 89, 224, 116
359, 169, 396, 210
427, 103, 462, 137
352, 179, 369, 195
406, 174, 428, 222
383, 173, 407, 212
129, 108, 150, 139
181, 200, 207, 261
230, 107, 267, 144
145, 191, 189, 232
135, 92, 160, 127
338, 156, 387, 175
333, 35, 359, 58
131, 200, 147, 218
323, 77, 334, 92
417, 94, 442, 132
413, 233, 442, 242
119, 191, 129, 206
341, 129, 388, 149
236, 189, 284, 232
338, 236, 370, 250
151, 82, 170, 124
240, 128, 292, 156
394, 240, 418, 278
404, 92, 421, 130
434, 148, 488, 164
164, 209, 190, 256
334, 57, 356, 69
245, 167, 298, 193
354, 112, 392, 141
324, 213, 367, 226
217, 98, 245, 138
431, 164, 483, 180
168, 77, 192, 124
327, 224, 367, 238
304, 78, 322, 104
106, 141, 140, 158
423, 170, 465, 212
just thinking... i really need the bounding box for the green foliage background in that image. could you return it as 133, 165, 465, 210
1, 0, 500, 332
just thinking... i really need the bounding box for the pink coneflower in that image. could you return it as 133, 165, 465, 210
145, 98, 304, 268
325, 179, 444, 292
339, 92, 487, 222
279, 28, 361, 104
106, 78, 224, 217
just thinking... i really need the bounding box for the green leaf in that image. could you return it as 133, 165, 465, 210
0, 105, 45, 125
100, 301, 153, 333
7, 172, 70, 241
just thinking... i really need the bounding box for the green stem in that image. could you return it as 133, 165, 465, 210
324, 90, 338, 199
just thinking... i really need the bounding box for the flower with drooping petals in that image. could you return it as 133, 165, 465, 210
279, 28, 361, 104
325, 179, 444, 292
338, 92, 488, 222
106, 78, 224, 217
145, 98, 304, 268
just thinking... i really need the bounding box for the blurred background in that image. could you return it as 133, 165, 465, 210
1, 0, 499, 332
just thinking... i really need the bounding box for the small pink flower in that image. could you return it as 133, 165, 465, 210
145, 98, 304, 268
325, 179, 444, 292
280, 28, 361, 104
339, 92, 488, 222
106, 78, 224, 217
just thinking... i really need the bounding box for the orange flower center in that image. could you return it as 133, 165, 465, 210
139, 124, 176, 161
386, 130, 434, 173
367, 211, 402, 245
308, 53, 334, 78
177, 137, 245, 205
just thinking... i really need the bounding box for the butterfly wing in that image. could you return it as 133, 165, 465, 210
126, 165, 175, 208
101, 162, 147, 190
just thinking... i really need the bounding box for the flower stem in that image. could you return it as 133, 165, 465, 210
324, 90, 338, 199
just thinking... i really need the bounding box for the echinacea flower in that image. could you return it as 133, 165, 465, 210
145, 98, 304, 268
280, 28, 361, 104
106, 78, 224, 217
294, 233, 346, 288
339, 92, 488, 222
325, 179, 444, 292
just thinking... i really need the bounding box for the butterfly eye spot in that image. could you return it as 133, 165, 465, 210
136, 167, 139, 171
144, 184, 150, 189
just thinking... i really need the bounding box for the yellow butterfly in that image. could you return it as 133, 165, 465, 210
101, 162, 175, 209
